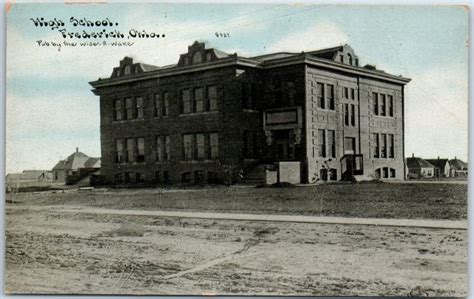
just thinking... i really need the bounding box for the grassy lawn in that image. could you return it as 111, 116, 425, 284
6, 182, 467, 220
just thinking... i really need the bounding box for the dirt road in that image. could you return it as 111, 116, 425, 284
5, 204, 467, 296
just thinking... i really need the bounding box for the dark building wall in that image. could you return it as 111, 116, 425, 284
98, 65, 264, 184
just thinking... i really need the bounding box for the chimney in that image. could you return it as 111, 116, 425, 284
76, 147, 79, 153
412, 153, 414, 158
438, 156, 440, 160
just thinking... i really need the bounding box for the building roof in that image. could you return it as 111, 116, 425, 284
449, 158, 468, 170
84, 157, 101, 168
90, 42, 410, 90
21, 170, 52, 180
52, 149, 101, 171
406, 157, 435, 169
425, 159, 450, 170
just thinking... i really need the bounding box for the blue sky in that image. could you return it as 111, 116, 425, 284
6, 3, 468, 173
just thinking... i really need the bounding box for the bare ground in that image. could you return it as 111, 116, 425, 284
5, 204, 467, 296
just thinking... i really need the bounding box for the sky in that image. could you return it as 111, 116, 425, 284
5, 3, 468, 173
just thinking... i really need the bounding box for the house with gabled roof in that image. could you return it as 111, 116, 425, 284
406, 155, 436, 179
425, 158, 451, 178
52, 148, 101, 184
449, 157, 468, 177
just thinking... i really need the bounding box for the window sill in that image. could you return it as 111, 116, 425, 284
112, 118, 145, 123
178, 111, 218, 117
180, 160, 219, 164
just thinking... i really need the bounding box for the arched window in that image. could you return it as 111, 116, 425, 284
348, 54, 353, 65
193, 51, 203, 64
184, 57, 189, 66
124, 65, 131, 75
206, 52, 212, 61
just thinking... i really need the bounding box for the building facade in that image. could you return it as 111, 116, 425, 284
90, 41, 410, 185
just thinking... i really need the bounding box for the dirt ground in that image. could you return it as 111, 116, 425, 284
5, 204, 467, 296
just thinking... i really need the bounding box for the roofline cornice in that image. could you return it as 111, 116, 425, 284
90, 53, 410, 90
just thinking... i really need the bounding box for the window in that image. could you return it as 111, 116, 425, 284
126, 138, 134, 162
194, 170, 205, 185
115, 139, 124, 163
124, 65, 131, 75
327, 84, 334, 110
210, 133, 219, 159
181, 172, 192, 184
137, 138, 145, 162
329, 169, 337, 181
375, 168, 381, 179
319, 168, 328, 181
182, 133, 218, 161
193, 51, 202, 63
194, 87, 204, 113
318, 129, 326, 158
344, 104, 349, 126
208, 85, 217, 111
328, 130, 336, 158
124, 172, 133, 184
155, 92, 169, 117
183, 134, 193, 160
155, 171, 161, 184
136, 97, 144, 119
380, 94, 386, 116
114, 99, 123, 121
373, 133, 380, 158
344, 87, 349, 99
115, 173, 124, 184
389, 134, 394, 158
181, 89, 191, 114
390, 168, 396, 178
380, 133, 387, 158
350, 104, 356, 126
373, 93, 379, 115
196, 133, 206, 160
317, 83, 325, 109
156, 135, 170, 162
208, 171, 219, 184
388, 95, 393, 117
136, 172, 145, 183
206, 52, 212, 61
348, 54, 353, 65
383, 167, 389, 178
125, 98, 134, 120
184, 57, 189, 66
351, 89, 355, 100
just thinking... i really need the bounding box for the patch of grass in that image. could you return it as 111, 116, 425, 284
6, 183, 467, 220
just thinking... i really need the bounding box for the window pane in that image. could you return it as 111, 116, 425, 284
373, 93, 378, 115
328, 130, 336, 158
156, 136, 163, 161
114, 99, 123, 120
388, 95, 393, 117
381, 134, 387, 158
389, 134, 394, 158
165, 136, 170, 161
154, 94, 160, 117
196, 133, 206, 160
136, 97, 144, 119
351, 104, 356, 126
126, 138, 134, 162
210, 133, 219, 159
344, 104, 349, 126
137, 138, 145, 162
380, 94, 386, 116
373, 133, 379, 158
183, 134, 193, 160
125, 98, 134, 119
327, 84, 334, 110
318, 129, 326, 157
195, 87, 204, 112
181, 89, 191, 114
163, 92, 169, 116
208, 86, 217, 111
116, 139, 123, 162
317, 83, 324, 109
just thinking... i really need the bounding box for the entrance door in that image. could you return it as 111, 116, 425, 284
276, 142, 295, 160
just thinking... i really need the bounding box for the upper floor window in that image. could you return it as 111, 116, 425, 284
206, 53, 212, 61
136, 97, 144, 119
317, 129, 326, 158
193, 51, 202, 64
156, 135, 170, 162
181, 86, 218, 114
373, 92, 394, 117
124, 65, 131, 75
316, 83, 325, 109
348, 54, 353, 65
155, 92, 169, 117
114, 99, 123, 121
372, 133, 395, 159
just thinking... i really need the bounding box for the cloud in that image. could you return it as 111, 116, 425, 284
268, 21, 349, 52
